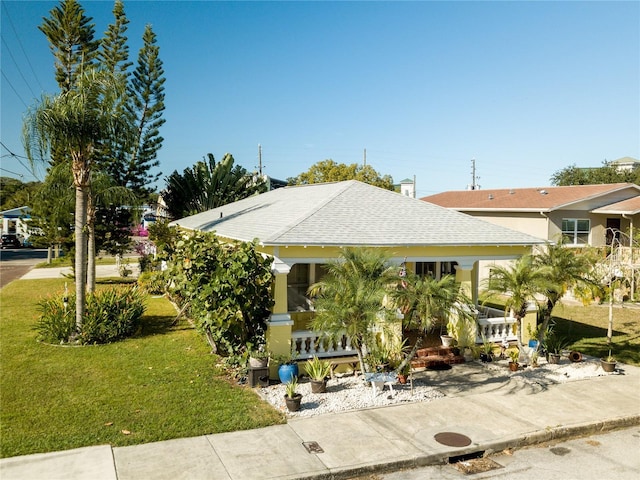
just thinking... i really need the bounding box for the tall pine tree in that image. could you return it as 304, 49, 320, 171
39, 0, 99, 92
123, 25, 166, 198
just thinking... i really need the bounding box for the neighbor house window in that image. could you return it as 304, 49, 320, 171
562, 219, 590, 245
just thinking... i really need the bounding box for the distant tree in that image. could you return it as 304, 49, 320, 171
162, 153, 266, 219
287, 159, 395, 190
0, 177, 41, 210
551, 160, 640, 186
39, 0, 99, 93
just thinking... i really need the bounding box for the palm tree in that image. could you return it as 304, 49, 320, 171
483, 255, 558, 344
308, 247, 398, 374
391, 273, 472, 371
532, 239, 601, 333
23, 68, 128, 332
86, 172, 138, 292
162, 153, 266, 219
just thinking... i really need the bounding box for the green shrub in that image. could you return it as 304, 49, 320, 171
35, 296, 75, 344
36, 287, 146, 344
137, 270, 167, 295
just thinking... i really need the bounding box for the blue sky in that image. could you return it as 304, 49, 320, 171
2, 1, 639, 196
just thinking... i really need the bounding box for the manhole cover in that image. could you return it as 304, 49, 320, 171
302, 441, 324, 454
434, 432, 472, 447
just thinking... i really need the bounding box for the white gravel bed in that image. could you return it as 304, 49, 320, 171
483, 355, 619, 385
257, 375, 445, 418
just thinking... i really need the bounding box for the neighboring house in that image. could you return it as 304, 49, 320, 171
0, 206, 31, 238
422, 183, 640, 248
611, 156, 640, 173
171, 180, 545, 372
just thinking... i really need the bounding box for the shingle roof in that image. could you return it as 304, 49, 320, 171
422, 183, 640, 212
170, 180, 545, 247
591, 196, 640, 215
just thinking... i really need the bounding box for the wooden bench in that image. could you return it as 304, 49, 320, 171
328, 357, 359, 378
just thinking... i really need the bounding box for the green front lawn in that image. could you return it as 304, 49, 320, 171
551, 302, 640, 366
0, 279, 284, 459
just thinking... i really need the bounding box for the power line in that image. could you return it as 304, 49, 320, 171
0, 167, 24, 178
1, 70, 29, 109
0, 141, 34, 175
1, 36, 38, 100
1, 2, 45, 91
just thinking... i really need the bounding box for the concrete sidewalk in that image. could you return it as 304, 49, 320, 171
2, 362, 639, 480
20, 263, 140, 280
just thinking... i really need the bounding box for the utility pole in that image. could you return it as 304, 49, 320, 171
258, 144, 263, 175
363, 148, 367, 167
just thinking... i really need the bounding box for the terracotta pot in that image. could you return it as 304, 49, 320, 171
509, 362, 519, 372
569, 351, 583, 363
397, 374, 408, 384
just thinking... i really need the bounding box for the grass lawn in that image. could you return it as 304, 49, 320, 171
0, 279, 285, 459
551, 302, 640, 366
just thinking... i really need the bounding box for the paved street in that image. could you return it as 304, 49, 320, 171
360, 426, 640, 479
0, 248, 48, 288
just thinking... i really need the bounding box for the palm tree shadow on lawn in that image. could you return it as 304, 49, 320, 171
136, 315, 192, 337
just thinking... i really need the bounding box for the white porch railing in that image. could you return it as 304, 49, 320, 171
475, 306, 518, 343
291, 330, 356, 360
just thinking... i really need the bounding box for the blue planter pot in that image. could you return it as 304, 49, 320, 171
278, 363, 298, 384
528, 339, 539, 349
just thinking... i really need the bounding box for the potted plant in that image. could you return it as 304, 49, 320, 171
274, 351, 299, 384
248, 348, 269, 368
600, 350, 616, 373
479, 335, 493, 363
508, 348, 519, 372
396, 363, 410, 384
544, 334, 569, 364
305, 356, 331, 393
284, 377, 302, 412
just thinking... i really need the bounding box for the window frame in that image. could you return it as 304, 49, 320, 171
561, 218, 590, 245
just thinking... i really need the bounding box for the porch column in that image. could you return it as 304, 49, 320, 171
267, 257, 293, 379
454, 260, 476, 303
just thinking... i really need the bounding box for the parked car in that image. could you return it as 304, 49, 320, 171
1, 234, 22, 249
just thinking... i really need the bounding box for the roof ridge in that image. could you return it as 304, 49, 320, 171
264, 180, 357, 243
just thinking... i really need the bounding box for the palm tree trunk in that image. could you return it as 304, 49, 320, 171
86, 194, 96, 293
87, 224, 96, 293
74, 184, 88, 333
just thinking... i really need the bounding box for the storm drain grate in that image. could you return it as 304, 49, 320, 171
434, 432, 472, 447
452, 456, 503, 475
302, 441, 324, 454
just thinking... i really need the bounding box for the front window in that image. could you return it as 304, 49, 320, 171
562, 218, 590, 245
287, 263, 328, 312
